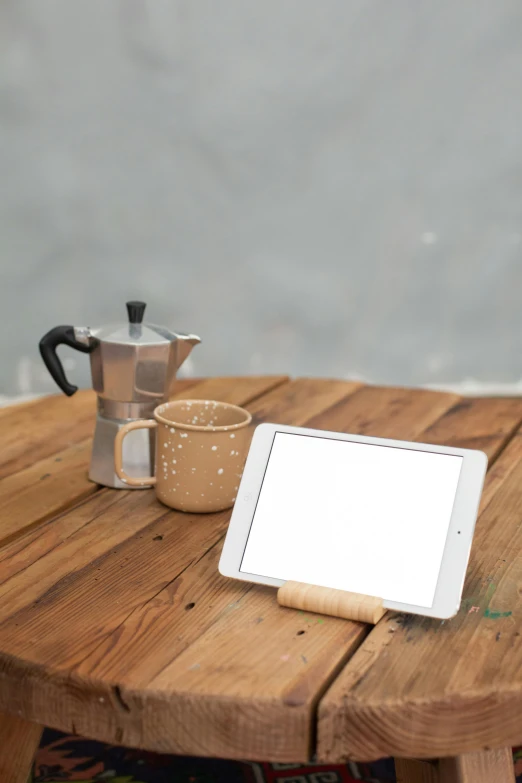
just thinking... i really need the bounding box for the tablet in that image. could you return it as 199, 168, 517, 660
219, 423, 488, 619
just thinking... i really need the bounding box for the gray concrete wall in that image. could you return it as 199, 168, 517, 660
2, 0, 522, 399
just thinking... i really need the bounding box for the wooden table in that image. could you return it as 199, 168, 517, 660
1, 376, 522, 783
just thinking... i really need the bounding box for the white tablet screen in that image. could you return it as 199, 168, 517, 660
240, 432, 463, 607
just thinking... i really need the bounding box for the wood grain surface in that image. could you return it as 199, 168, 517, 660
0, 711, 42, 783
438, 747, 516, 783
0, 379, 522, 766
0, 376, 285, 548
0, 377, 362, 760
395, 758, 439, 783
317, 398, 522, 762
277, 582, 386, 624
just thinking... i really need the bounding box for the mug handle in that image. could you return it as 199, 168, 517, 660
114, 420, 157, 487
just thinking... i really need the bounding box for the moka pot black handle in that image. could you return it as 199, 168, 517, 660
39, 325, 94, 396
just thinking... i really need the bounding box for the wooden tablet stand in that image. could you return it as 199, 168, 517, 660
277, 581, 386, 624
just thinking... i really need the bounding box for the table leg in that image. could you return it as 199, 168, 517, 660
0, 712, 42, 783
395, 758, 439, 782
438, 748, 515, 783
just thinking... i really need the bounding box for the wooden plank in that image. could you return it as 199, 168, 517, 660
0, 380, 357, 660
421, 397, 522, 460
438, 748, 515, 783
305, 385, 460, 438
0, 379, 200, 479
395, 758, 439, 783
0, 490, 173, 617
176, 375, 286, 407
479, 431, 522, 513
248, 377, 362, 425
317, 401, 522, 762
0, 389, 96, 480
0, 441, 94, 548
24, 383, 459, 761
141, 580, 363, 760
0, 376, 287, 548
0, 711, 42, 783
0, 377, 288, 593
0, 379, 362, 758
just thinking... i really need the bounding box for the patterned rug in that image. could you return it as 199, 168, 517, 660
31, 729, 522, 782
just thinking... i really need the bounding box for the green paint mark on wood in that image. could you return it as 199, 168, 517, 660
293, 610, 325, 624
482, 582, 512, 618
484, 608, 512, 619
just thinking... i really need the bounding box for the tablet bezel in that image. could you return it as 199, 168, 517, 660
219, 422, 488, 619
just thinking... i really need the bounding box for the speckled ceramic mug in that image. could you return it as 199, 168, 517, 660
114, 399, 252, 513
